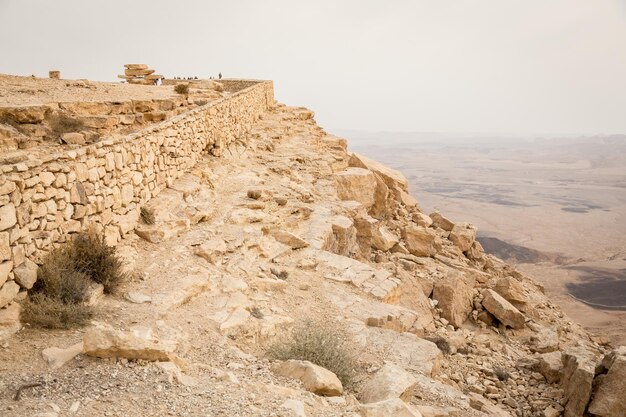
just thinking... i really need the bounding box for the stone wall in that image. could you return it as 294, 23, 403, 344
0, 80, 274, 307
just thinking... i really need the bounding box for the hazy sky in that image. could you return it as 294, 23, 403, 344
1, 0, 625, 136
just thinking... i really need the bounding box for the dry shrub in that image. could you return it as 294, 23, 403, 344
267, 319, 358, 387
21, 294, 93, 329
140, 207, 155, 225
494, 366, 510, 382
21, 229, 127, 329
69, 229, 126, 294
174, 84, 189, 95
432, 336, 451, 355
49, 114, 86, 137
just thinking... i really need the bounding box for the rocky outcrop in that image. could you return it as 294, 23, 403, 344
272, 360, 343, 396
561, 347, 598, 417
433, 276, 473, 328
588, 347, 626, 417
481, 289, 526, 329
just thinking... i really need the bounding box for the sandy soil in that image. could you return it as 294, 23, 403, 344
345, 131, 626, 345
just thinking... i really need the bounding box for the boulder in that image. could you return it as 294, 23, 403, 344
529, 325, 559, 353
272, 359, 343, 396
360, 362, 417, 404
13, 258, 38, 289
588, 347, 626, 417
83, 323, 180, 363
0, 302, 21, 341
433, 277, 473, 328
0, 281, 19, 309
561, 347, 598, 417
42, 342, 83, 369
61, 132, 86, 145
494, 276, 528, 310
448, 223, 476, 252
429, 212, 454, 231
412, 212, 433, 228
334, 168, 377, 209
538, 351, 563, 384
359, 398, 423, 417
402, 225, 437, 257
371, 226, 399, 252
266, 228, 309, 249
349, 153, 409, 192
481, 289, 526, 329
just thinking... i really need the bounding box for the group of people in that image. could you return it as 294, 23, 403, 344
171, 73, 223, 81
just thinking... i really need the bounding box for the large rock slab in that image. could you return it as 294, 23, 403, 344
349, 153, 409, 192
433, 276, 473, 328
481, 289, 526, 329
429, 212, 454, 231
334, 168, 377, 210
494, 276, 529, 310
83, 323, 180, 363
403, 225, 437, 257
588, 347, 626, 417
272, 359, 343, 396
360, 362, 417, 404
42, 342, 83, 369
538, 351, 563, 384
561, 347, 598, 417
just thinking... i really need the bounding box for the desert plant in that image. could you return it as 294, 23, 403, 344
48, 114, 86, 137
140, 207, 155, 225
21, 293, 93, 329
69, 229, 126, 294
174, 83, 189, 95
432, 336, 451, 355
493, 366, 510, 382
34, 248, 92, 304
250, 306, 264, 319
267, 319, 359, 387
270, 268, 289, 280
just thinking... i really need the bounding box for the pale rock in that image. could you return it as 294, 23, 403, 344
359, 398, 423, 417
194, 239, 227, 264
432, 276, 473, 328
402, 225, 437, 257
334, 168, 377, 209
273, 359, 343, 396
0, 302, 21, 341
561, 347, 598, 417
482, 289, 526, 329
414, 405, 461, 417
529, 325, 559, 353
220, 307, 251, 333
0, 280, 19, 308
412, 212, 433, 228
538, 351, 563, 384
0, 203, 17, 231
349, 153, 409, 192
371, 226, 399, 252
360, 362, 417, 403
588, 347, 626, 417
125, 291, 152, 304
42, 342, 83, 369
267, 228, 309, 249
494, 276, 528, 310
83, 322, 180, 363
429, 212, 454, 231
448, 222, 476, 252
13, 258, 38, 289
282, 399, 307, 417
61, 132, 86, 145
0, 232, 10, 262
0, 260, 12, 287
156, 361, 197, 386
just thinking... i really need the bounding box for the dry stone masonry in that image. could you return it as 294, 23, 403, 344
0, 80, 273, 309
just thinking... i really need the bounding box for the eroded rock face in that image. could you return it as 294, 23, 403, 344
433, 277, 473, 328
481, 289, 526, 329
588, 347, 626, 417
334, 168, 377, 210
272, 359, 343, 396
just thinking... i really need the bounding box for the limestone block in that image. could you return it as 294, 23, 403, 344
0, 281, 20, 308
402, 225, 437, 257
0, 203, 17, 231
272, 360, 343, 396
360, 362, 417, 404
448, 222, 476, 252
482, 289, 526, 329
13, 258, 38, 289
429, 212, 455, 231
334, 168, 376, 209
433, 276, 474, 328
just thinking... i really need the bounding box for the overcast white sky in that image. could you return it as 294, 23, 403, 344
1, 0, 625, 136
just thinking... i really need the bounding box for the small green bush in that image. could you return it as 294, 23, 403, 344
267, 320, 358, 387
174, 83, 189, 95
